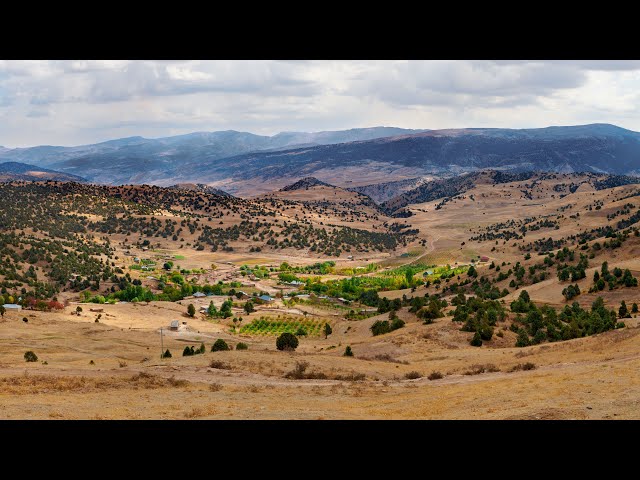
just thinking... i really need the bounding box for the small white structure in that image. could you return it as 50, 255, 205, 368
193, 292, 207, 298
3, 304, 22, 311
170, 320, 180, 330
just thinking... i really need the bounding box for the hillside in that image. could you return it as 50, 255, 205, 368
3, 171, 640, 419
0, 162, 86, 183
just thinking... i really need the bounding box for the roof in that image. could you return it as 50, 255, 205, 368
193, 292, 206, 297
170, 320, 180, 328
258, 295, 274, 301
289, 280, 305, 285
3, 303, 21, 308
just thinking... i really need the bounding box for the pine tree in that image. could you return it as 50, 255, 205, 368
343, 345, 353, 356
323, 323, 332, 339
187, 303, 196, 317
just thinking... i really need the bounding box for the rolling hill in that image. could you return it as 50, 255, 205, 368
0, 162, 86, 183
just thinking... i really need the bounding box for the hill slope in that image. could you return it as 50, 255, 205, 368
0, 162, 86, 182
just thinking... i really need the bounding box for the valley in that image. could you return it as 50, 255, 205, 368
2, 170, 640, 419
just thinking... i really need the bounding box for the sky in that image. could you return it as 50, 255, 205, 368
1, 60, 640, 148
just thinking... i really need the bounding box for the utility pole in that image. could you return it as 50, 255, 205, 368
160, 327, 164, 359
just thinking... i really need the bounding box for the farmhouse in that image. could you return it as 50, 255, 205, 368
255, 295, 275, 304
170, 320, 180, 331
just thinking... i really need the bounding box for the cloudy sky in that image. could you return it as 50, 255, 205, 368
1, 60, 640, 147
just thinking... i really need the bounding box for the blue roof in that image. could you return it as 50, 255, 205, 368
258, 295, 274, 301
3, 304, 21, 308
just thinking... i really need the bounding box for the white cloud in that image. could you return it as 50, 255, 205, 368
0, 60, 640, 147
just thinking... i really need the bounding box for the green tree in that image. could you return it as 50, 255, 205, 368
632, 303, 638, 314
344, 345, 353, 357
470, 331, 482, 347
244, 301, 255, 314
187, 303, 196, 317
162, 349, 172, 358
211, 339, 230, 352
0, 305, 4, 318
323, 323, 332, 339
516, 329, 531, 347
198, 342, 206, 354
467, 265, 477, 278
276, 332, 299, 351
76, 306, 82, 315
619, 301, 631, 319
24, 351, 38, 362
295, 326, 307, 336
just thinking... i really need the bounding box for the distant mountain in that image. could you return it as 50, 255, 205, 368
0, 162, 86, 183
3, 124, 640, 197
172, 123, 640, 196
280, 177, 333, 191
0, 127, 424, 185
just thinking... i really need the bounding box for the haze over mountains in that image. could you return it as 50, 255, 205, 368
2, 123, 640, 196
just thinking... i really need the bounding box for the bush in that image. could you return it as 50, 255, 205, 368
236, 342, 248, 350
162, 349, 172, 358
182, 346, 195, 356
187, 304, 196, 317
276, 332, 299, 351
24, 351, 38, 362
295, 327, 308, 336
197, 342, 206, 354
470, 331, 483, 347
209, 360, 231, 369
404, 371, 421, 379
211, 339, 230, 352
427, 371, 444, 380
343, 345, 353, 357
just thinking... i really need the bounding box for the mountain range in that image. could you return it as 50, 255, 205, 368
2, 123, 640, 196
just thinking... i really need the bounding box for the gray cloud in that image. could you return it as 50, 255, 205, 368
0, 60, 640, 146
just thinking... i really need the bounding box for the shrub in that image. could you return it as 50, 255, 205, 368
295, 327, 308, 336
183, 346, 195, 356
197, 342, 206, 354
276, 332, 299, 351
161, 349, 172, 358
211, 339, 230, 352
209, 360, 231, 369
24, 351, 38, 362
404, 371, 421, 380
370, 320, 390, 336
236, 342, 248, 350
470, 331, 483, 347
187, 304, 196, 317
427, 371, 444, 380
343, 345, 353, 357
324, 323, 332, 338
515, 329, 531, 347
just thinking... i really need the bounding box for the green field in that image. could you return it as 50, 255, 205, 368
239, 316, 327, 336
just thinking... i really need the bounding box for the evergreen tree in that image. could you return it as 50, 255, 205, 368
187, 303, 196, 317
343, 345, 353, 357
323, 323, 332, 339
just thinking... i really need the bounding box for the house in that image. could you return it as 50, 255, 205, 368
199, 306, 209, 313
170, 320, 180, 330
255, 295, 275, 304
133, 257, 140, 263
89, 308, 103, 312
193, 292, 207, 298
236, 291, 250, 300
3, 304, 21, 311
287, 280, 305, 287
479, 256, 490, 262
